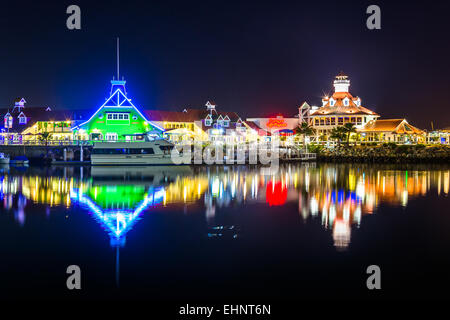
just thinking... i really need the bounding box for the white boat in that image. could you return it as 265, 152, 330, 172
0, 153, 10, 165
91, 140, 183, 166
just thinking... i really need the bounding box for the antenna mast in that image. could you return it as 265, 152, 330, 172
117, 37, 120, 80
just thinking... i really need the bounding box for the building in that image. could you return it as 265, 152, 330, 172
426, 127, 450, 145
358, 119, 425, 143
145, 101, 248, 144
246, 115, 299, 135
0, 98, 77, 144
143, 109, 208, 143
73, 78, 164, 141
309, 73, 379, 138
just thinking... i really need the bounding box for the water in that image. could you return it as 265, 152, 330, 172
1, 163, 449, 301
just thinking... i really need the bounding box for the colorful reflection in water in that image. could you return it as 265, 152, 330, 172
0, 164, 448, 250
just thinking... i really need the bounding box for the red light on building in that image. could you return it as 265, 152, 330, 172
266, 118, 287, 128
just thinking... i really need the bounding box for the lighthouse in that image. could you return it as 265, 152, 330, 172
333, 71, 350, 93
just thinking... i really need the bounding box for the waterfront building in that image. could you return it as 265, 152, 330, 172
0, 98, 77, 144
426, 127, 450, 145
145, 101, 249, 144
72, 78, 164, 141
245, 115, 298, 144
246, 115, 299, 136
309, 73, 379, 138
143, 109, 208, 143
358, 119, 425, 143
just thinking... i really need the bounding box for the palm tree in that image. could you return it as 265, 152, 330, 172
342, 123, 357, 145
295, 122, 315, 152
39, 132, 52, 156
330, 127, 346, 147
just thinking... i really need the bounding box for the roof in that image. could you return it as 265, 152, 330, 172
144, 108, 241, 123
244, 120, 271, 136
144, 109, 204, 122
311, 92, 379, 116
359, 119, 425, 134
0, 107, 82, 132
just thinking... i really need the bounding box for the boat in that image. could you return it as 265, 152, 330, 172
10, 155, 29, 166
0, 153, 10, 165
91, 139, 186, 166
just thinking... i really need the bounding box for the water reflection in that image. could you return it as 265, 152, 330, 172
0, 164, 448, 251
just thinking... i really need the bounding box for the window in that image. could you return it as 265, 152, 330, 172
19, 116, 27, 124
331, 118, 336, 125
320, 118, 325, 126
315, 119, 319, 126
343, 98, 349, 106
159, 145, 174, 155
107, 113, 130, 121
105, 133, 118, 141
205, 119, 212, 126
325, 118, 330, 125
330, 99, 335, 106
93, 148, 155, 155
357, 117, 362, 125
223, 120, 230, 127
338, 117, 343, 125
92, 148, 126, 155
344, 117, 350, 123
351, 117, 356, 123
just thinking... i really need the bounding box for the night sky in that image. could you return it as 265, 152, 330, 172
1, 0, 449, 129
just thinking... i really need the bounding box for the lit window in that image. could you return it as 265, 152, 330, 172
344, 98, 349, 106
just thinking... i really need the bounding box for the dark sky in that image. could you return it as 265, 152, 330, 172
1, 0, 449, 129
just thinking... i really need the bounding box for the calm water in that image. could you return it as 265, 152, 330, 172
1, 163, 450, 301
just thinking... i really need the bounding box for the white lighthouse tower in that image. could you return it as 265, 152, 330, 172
333, 72, 350, 93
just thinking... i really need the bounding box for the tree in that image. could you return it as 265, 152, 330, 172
39, 132, 52, 146
342, 123, 357, 145
39, 132, 52, 157
330, 127, 346, 147
295, 122, 315, 152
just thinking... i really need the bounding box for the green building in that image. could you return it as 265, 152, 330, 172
74, 79, 164, 141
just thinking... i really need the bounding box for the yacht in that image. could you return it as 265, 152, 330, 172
91, 139, 184, 166
0, 153, 10, 165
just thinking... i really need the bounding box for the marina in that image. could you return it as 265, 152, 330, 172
1, 0, 450, 307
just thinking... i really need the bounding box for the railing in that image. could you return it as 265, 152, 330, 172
0, 140, 94, 146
